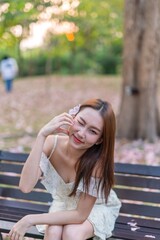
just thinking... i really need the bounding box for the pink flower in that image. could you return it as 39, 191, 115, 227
68, 104, 81, 115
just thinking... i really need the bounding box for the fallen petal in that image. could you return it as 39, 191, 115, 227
144, 235, 156, 239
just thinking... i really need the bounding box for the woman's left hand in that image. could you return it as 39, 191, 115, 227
9, 215, 31, 240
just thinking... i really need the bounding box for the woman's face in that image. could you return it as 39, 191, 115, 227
69, 107, 103, 149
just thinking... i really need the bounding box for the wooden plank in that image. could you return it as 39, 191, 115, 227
114, 220, 160, 238
115, 188, 160, 203
115, 163, 160, 177
117, 216, 160, 229
120, 203, 160, 218
0, 205, 49, 222
0, 199, 50, 212
112, 226, 160, 240
0, 205, 47, 217
0, 188, 52, 202
0, 151, 28, 162
115, 175, 160, 189
0, 212, 42, 222
0, 162, 23, 173
113, 219, 160, 239
0, 175, 20, 186
0, 175, 44, 189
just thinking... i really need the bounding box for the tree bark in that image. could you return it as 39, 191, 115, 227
117, 0, 160, 142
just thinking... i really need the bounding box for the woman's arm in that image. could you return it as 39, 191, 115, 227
9, 193, 96, 240
31, 193, 96, 225
19, 113, 74, 193
19, 133, 47, 193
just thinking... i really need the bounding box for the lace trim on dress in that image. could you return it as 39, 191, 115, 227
77, 177, 105, 199
39, 135, 106, 200
39, 152, 58, 196
39, 135, 58, 196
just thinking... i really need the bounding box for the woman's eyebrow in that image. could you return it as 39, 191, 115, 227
79, 116, 85, 123
79, 116, 102, 132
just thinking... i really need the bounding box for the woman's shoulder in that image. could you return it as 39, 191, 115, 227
43, 134, 68, 158
43, 135, 57, 157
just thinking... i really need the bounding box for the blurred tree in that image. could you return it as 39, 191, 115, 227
0, 0, 124, 75
38, 0, 124, 75
117, 0, 160, 142
63, 0, 123, 73
0, 0, 52, 73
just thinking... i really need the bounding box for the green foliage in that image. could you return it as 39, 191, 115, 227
0, 0, 124, 75
21, 55, 46, 76
0, 0, 53, 58
95, 41, 122, 74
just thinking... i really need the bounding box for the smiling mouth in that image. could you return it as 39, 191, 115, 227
73, 135, 84, 144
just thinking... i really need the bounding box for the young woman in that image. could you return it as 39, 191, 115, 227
9, 98, 121, 240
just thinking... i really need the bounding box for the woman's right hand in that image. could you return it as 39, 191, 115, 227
38, 112, 74, 138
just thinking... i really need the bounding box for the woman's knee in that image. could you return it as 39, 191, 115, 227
44, 225, 62, 240
62, 221, 94, 240
62, 225, 84, 240
63, 225, 78, 240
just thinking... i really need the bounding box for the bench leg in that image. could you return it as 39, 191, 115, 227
0, 232, 3, 240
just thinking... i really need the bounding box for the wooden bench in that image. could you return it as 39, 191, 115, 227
0, 150, 160, 240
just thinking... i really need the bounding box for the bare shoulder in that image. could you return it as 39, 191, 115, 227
43, 134, 68, 157
43, 135, 57, 157
56, 134, 68, 147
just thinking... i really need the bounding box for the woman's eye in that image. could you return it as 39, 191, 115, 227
89, 129, 97, 134
78, 120, 83, 125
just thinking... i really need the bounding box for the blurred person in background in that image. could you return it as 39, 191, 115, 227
0, 55, 19, 93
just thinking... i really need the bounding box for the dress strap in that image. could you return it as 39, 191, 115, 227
48, 135, 58, 160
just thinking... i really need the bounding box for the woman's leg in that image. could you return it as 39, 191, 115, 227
44, 225, 63, 240
62, 220, 94, 240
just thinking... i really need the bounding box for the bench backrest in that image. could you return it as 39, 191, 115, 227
114, 162, 160, 239
0, 150, 160, 239
0, 150, 52, 223
114, 162, 160, 217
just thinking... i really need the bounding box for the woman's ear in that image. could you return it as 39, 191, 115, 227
96, 138, 103, 145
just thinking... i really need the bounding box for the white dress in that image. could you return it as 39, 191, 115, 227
37, 137, 121, 240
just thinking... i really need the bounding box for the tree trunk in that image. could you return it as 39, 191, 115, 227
117, 0, 160, 142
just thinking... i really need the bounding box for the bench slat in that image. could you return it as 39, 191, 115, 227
0, 204, 49, 223
117, 216, 160, 230
113, 225, 160, 240
0, 151, 28, 162
0, 199, 50, 212
0, 188, 52, 202
115, 163, 160, 177
0, 175, 44, 189
0, 162, 23, 173
120, 203, 160, 218
115, 174, 160, 189
115, 188, 160, 203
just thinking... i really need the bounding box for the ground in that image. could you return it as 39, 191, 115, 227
0, 74, 160, 165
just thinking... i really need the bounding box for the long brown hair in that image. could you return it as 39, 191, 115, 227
69, 99, 116, 201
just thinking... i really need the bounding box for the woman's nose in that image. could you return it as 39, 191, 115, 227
77, 127, 86, 138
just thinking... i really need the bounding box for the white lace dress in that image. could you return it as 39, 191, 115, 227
37, 152, 121, 240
